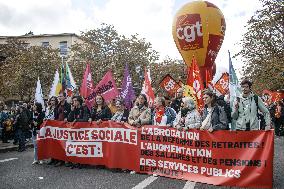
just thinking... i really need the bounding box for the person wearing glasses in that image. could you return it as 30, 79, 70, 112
232, 79, 271, 131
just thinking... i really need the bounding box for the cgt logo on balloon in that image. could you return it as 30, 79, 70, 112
176, 14, 203, 51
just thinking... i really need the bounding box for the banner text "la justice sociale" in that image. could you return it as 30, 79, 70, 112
38, 126, 137, 145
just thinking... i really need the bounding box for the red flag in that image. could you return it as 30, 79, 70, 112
262, 90, 284, 105
186, 65, 193, 86
191, 57, 204, 112
85, 70, 119, 110
272, 91, 284, 102
205, 69, 213, 89
142, 68, 155, 107
214, 73, 229, 95
159, 74, 181, 97
80, 64, 94, 99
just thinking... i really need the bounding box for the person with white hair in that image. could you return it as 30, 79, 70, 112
173, 97, 201, 130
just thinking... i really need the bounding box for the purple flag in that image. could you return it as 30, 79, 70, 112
120, 64, 136, 109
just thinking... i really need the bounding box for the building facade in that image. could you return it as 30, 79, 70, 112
0, 32, 82, 57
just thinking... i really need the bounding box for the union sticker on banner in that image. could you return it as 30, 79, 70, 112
65, 141, 103, 157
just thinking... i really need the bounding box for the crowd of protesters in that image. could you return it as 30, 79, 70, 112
0, 79, 283, 169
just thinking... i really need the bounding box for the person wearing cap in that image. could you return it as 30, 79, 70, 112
128, 94, 151, 127
173, 97, 201, 130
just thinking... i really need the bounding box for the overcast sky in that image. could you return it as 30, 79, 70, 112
0, 0, 262, 74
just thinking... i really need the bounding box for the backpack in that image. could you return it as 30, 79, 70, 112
215, 106, 230, 130
216, 96, 232, 123
253, 95, 266, 130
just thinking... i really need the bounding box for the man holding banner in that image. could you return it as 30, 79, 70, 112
232, 79, 271, 131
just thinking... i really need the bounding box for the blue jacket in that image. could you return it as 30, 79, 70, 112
0, 111, 8, 128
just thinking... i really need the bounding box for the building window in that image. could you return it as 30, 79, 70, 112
42, 42, 49, 47
59, 41, 68, 56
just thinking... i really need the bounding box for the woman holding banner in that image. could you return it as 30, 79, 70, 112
128, 94, 151, 127
89, 95, 112, 124
45, 96, 58, 120
111, 99, 129, 123
200, 90, 228, 132
152, 97, 176, 126
31, 103, 45, 165
173, 97, 201, 130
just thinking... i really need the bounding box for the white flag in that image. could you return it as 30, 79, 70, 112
35, 77, 45, 110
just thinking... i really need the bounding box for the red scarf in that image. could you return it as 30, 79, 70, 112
155, 107, 165, 124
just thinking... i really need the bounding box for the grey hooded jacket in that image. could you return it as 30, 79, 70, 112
231, 93, 271, 130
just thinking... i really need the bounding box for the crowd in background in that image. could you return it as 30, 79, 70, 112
0, 79, 283, 169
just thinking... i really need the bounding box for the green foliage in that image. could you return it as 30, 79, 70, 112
0, 24, 185, 100
238, 0, 284, 94
68, 23, 160, 89
0, 39, 61, 100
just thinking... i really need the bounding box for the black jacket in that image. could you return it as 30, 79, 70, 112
33, 111, 45, 130
171, 98, 182, 113
54, 102, 71, 121
91, 106, 112, 121
15, 109, 30, 131
68, 106, 90, 122
270, 103, 284, 123
31, 111, 45, 135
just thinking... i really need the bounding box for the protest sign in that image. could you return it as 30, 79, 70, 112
38, 120, 273, 188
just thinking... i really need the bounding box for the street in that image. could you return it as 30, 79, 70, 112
0, 136, 283, 189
